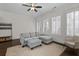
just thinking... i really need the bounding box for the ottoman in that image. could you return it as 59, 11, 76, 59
27, 38, 42, 49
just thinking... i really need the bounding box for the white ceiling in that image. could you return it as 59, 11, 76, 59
0, 3, 64, 18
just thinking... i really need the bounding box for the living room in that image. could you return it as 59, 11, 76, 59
0, 2, 79, 57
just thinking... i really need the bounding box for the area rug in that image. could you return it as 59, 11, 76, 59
6, 43, 66, 56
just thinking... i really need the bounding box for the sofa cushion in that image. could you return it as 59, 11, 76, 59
35, 32, 40, 37
24, 38, 33, 41
21, 33, 30, 38
39, 36, 52, 40
27, 39, 41, 43
30, 32, 36, 37
32, 37, 39, 39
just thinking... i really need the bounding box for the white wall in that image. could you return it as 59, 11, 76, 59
0, 10, 35, 39
35, 3, 79, 44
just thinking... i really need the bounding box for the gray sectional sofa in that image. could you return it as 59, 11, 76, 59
20, 32, 53, 49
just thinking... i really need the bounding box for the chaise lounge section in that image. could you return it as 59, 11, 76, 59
39, 34, 53, 44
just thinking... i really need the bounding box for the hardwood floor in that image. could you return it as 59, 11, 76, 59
0, 39, 20, 56
60, 48, 77, 56
0, 39, 78, 56
0, 48, 7, 56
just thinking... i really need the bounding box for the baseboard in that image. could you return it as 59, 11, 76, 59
53, 41, 67, 47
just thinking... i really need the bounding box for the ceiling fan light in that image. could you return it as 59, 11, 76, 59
31, 7, 35, 11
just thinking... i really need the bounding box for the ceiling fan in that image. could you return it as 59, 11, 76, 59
22, 3, 42, 12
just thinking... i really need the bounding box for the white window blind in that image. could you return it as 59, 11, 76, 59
67, 11, 79, 36
37, 22, 40, 32
37, 19, 49, 33
67, 12, 74, 36
75, 11, 79, 36
37, 21, 42, 32
43, 19, 49, 33
52, 16, 61, 34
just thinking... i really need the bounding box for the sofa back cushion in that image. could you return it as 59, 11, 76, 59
21, 33, 30, 38
35, 32, 40, 37
30, 32, 36, 37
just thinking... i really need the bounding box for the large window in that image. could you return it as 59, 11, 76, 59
67, 12, 74, 36
52, 16, 61, 34
37, 21, 40, 32
37, 21, 42, 32
75, 11, 79, 36
43, 19, 49, 33
37, 19, 49, 33
67, 11, 79, 36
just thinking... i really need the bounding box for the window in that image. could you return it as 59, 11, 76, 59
75, 11, 79, 36
67, 11, 79, 36
67, 12, 74, 36
37, 19, 49, 33
52, 16, 61, 34
37, 21, 42, 32
43, 19, 49, 33
37, 22, 40, 32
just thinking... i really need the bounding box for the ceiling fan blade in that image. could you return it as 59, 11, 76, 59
35, 6, 42, 8
34, 9, 38, 12
27, 8, 31, 11
22, 4, 32, 7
